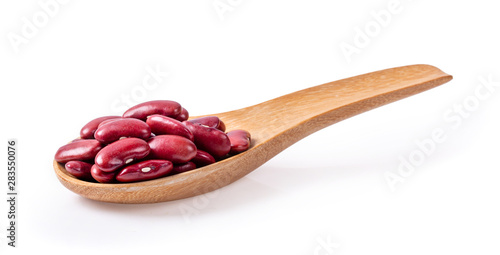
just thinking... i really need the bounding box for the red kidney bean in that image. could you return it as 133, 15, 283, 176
191, 150, 215, 167
146, 114, 194, 141
116, 160, 173, 182
95, 138, 150, 172
94, 118, 151, 144
171, 162, 197, 174
65, 161, 94, 181
123, 100, 182, 121
56, 99, 253, 183
91, 164, 116, 183
80, 116, 121, 139
147, 135, 197, 164
188, 116, 226, 132
227, 129, 251, 154
55, 139, 103, 163
176, 107, 189, 121
183, 121, 231, 158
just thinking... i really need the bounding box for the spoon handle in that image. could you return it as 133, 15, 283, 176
223, 64, 452, 146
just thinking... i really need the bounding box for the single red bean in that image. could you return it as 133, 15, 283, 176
80, 116, 121, 139
176, 107, 189, 122
94, 118, 151, 144
183, 121, 231, 158
116, 160, 173, 182
65, 160, 94, 181
146, 115, 194, 141
191, 150, 215, 167
91, 164, 116, 183
147, 135, 197, 164
227, 129, 251, 154
171, 162, 197, 174
95, 138, 150, 172
122, 100, 182, 121
55, 139, 103, 163
188, 116, 226, 132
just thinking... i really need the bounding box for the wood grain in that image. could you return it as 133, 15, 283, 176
54, 64, 452, 203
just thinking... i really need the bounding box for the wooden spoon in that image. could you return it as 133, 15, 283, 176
53, 64, 452, 204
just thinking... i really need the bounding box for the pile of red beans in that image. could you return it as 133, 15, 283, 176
54, 100, 251, 183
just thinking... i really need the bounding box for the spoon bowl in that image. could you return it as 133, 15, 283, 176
54, 64, 452, 203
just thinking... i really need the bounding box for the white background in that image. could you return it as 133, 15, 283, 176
1, 0, 499, 254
